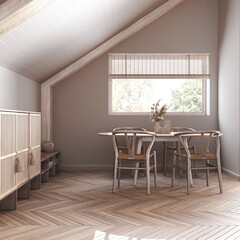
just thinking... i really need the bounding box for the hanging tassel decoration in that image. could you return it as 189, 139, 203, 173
16, 157, 25, 172
29, 152, 37, 165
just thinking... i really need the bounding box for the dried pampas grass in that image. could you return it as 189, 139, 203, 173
150, 99, 168, 122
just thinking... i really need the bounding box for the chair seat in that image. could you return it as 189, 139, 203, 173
118, 152, 154, 160
167, 145, 194, 150
176, 152, 217, 160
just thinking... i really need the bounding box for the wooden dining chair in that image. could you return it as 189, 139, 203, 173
112, 128, 157, 194
163, 127, 196, 176
172, 130, 223, 195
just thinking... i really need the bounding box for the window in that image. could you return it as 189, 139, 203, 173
108, 53, 210, 115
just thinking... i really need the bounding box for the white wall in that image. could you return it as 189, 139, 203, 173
0, 66, 40, 112
218, 0, 240, 177
52, 0, 219, 167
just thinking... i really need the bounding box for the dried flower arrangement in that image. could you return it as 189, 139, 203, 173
150, 99, 168, 122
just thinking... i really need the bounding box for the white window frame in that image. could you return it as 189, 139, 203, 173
108, 53, 210, 116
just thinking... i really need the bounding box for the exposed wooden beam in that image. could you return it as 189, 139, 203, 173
41, 0, 184, 142
0, 0, 8, 5
0, 0, 55, 37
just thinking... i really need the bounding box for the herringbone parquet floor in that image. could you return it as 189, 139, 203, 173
0, 170, 240, 240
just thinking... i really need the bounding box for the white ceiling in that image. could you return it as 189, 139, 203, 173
0, 0, 166, 83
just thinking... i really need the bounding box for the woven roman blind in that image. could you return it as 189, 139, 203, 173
109, 53, 209, 79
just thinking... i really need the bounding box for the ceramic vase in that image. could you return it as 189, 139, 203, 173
43, 141, 55, 152
154, 120, 171, 134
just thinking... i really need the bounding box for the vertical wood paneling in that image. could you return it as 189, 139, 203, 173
29, 113, 41, 179
1, 156, 15, 194
30, 114, 41, 147
1, 113, 16, 156
29, 146, 40, 179
16, 114, 29, 151
0, 114, 1, 195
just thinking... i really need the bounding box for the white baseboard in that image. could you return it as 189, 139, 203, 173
58, 165, 240, 181
222, 168, 240, 180
58, 165, 164, 172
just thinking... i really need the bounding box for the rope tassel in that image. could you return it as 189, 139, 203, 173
16, 157, 25, 172
29, 152, 37, 165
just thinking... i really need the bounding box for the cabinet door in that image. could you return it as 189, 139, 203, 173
29, 114, 41, 179
16, 114, 29, 186
30, 114, 41, 148
1, 113, 16, 156
16, 151, 29, 186
17, 114, 29, 151
29, 147, 41, 179
0, 157, 1, 195
1, 156, 16, 195
1, 113, 16, 196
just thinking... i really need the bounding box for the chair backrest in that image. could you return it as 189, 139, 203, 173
175, 130, 221, 158
170, 127, 196, 145
112, 128, 156, 159
112, 127, 147, 152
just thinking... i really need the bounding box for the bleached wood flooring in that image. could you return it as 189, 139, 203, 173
0, 170, 240, 240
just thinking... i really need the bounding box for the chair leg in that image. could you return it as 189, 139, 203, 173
153, 151, 157, 188
134, 138, 143, 182
163, 142, 167, 176
190, 167, 193, 186
192, 145, 198, 177
187, 158, 191, 195
146, 159, 150, 194
112, 157, 118, 193
133, 162, 139, 187
206, 160, 210, 187
141, 162, 146, 177
118, 161, 121, 188
172, 151, 176, 188
216, 157, 223, 193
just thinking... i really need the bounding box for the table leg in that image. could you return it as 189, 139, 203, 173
177, 142, 183, 177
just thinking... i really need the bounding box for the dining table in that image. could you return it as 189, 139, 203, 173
98, 131, 222, 143
98, 131, 222, 187
98, 131, 179, 142
98, 131, 181, 157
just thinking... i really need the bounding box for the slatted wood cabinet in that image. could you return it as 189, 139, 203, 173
0, 110, 41, 210
29, 114, 41, 179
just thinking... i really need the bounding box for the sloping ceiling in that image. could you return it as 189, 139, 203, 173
0, 0, 167, 83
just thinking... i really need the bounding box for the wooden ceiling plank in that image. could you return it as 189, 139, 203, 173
42, 0, 184, 88
0, 0, 56, 37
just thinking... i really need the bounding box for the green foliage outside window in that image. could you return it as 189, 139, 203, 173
168, 79, 202, 112
111, 78, 203, 113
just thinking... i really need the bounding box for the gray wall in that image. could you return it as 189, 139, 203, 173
0, 66, 40, 112
53, 0, 219, 167
218, 0, 240, 176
